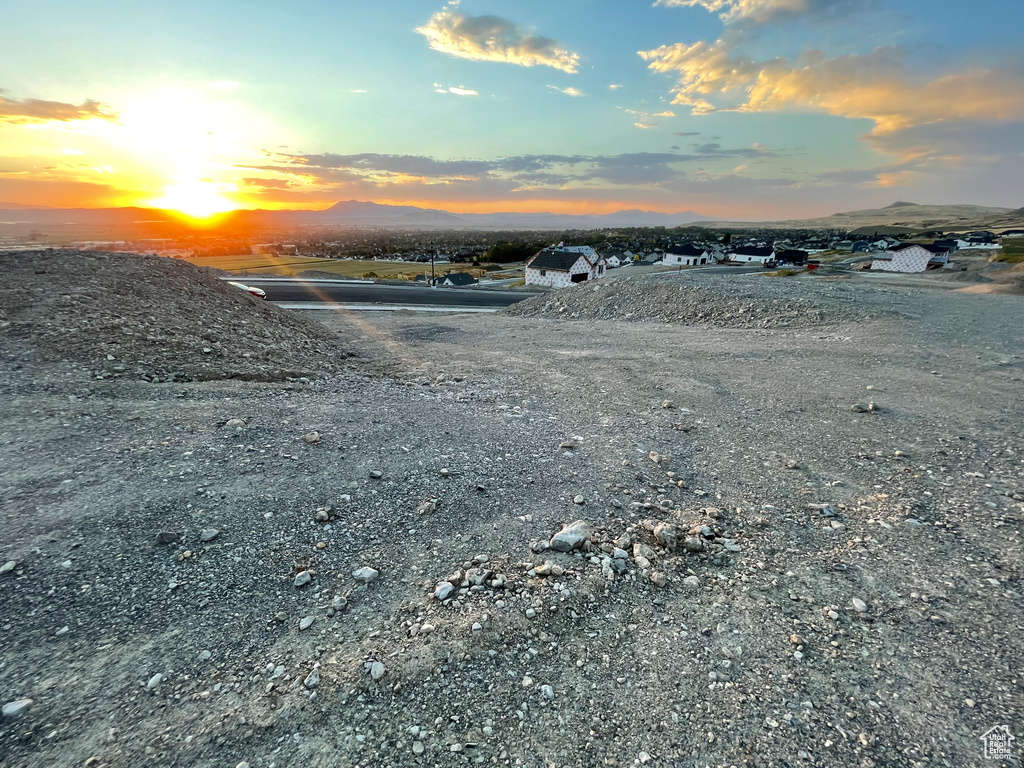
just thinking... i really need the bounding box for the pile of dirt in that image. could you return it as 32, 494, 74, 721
504, 271, 871, 328
0, 250, 351, 382
945, 255, 1024, 294
992, 262, 1024, 294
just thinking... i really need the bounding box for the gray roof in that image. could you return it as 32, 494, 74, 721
730, 246, 774, 257
528, 249, 589, 272
892, 242, 949, 254
667, 243, 707, 256
441, 272, 478, 286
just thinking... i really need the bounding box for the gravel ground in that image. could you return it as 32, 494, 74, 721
1, 254, 1022, 768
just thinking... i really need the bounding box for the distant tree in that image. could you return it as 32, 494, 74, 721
484, 241, 544, 263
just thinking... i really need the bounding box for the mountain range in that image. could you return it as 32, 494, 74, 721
1, 199, 1021, 233
0, 200, 708, 231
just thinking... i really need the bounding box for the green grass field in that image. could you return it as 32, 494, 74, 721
187, 254, 495, 279
994, 239, 1024, 263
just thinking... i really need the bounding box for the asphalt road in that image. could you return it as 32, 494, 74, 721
237, 278, 532, 307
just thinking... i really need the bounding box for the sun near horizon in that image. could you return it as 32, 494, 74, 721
146, 179, 239, 219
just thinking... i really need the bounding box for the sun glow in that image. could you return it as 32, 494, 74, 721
148, 178, 238, 218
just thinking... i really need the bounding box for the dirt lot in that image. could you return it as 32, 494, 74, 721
1, 252, 1022, 768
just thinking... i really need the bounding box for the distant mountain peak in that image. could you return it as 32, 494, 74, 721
884, 201, 918, 208
0, 202, 54, 210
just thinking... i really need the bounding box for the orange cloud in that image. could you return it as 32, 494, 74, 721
640, 42, 1024, 136
639, 40, 761, 113
0, 90, 118, 124
0, 177, 129, 208
416, 8, 580, 73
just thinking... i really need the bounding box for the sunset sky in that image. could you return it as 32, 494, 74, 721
2, 0, 1023, 219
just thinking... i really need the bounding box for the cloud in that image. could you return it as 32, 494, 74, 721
415, 8, 580, 73
622, 107, 677, 129
547, 85, 584, 97
674, 131, 701, 136
653, 0, 863, 25
638, 39, 761, 113
609, 84, 623, 90
208, 81, 241, 90
434, 83, 479, 96
350, 89, 368, 94
248, 145, 781, 193
241, 177, 295, 189
639, 41, 1024, 136
267, 152, 497, 179
0, 90, 118, 124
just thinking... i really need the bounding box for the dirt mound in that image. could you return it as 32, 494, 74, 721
0, 250, 351, 382
991, 263, 1024, 294
504, 272, 868, 328
941, 253, 1024, 294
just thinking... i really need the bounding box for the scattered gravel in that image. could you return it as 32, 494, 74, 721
0, 251, 1022, 768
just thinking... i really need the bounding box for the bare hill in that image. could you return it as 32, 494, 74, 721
705, 202, 1024, 232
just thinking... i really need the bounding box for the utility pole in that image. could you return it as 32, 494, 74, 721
430, 244, 436, 287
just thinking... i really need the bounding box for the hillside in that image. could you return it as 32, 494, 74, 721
705, 202, 1024, 232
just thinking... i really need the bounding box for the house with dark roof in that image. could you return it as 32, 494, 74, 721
662, 243, 711, 266
439, 272, 478, 287
775, 249, 808, 266
956, 234, 1002, 250
525, 247, 607, 288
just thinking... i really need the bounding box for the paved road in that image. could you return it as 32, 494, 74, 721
647, 264, 766, 277
236, 277, 533, 308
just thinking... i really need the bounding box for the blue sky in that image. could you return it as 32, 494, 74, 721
1, 0, 1022, 217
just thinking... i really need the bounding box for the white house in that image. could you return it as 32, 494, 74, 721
727, 246, 775, 265
525, 248, 607, 288
605, 254, 621, 268
662, 244, 711, 266
956, 239, 1002, 250
871, 243, 951, 273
